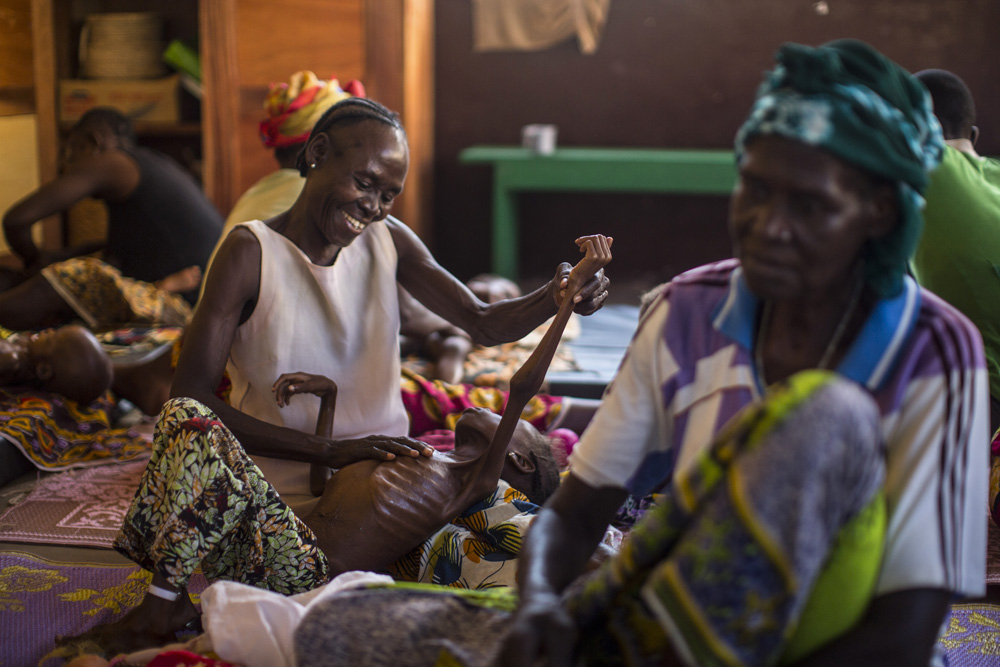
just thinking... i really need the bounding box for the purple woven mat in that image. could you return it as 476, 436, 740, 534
0, 460, 147, 549
939, 603, 1000, 666
0, 550, 206, 666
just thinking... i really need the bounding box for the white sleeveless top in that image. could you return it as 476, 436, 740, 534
227, 219, 408, 499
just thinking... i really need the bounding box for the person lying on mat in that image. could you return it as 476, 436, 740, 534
57, 97, 610, 656
0, 325, 112, 405
494, 40, 989, 667
399, 273, 523, 385
1, 107, 222, 330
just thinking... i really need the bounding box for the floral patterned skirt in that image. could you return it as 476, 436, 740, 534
113, 397, 330, 593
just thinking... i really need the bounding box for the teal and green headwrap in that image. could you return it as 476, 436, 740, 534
734, 39, 944, 297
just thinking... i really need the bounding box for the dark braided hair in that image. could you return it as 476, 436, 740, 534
915, 69, 976, 141
295, 97, 406, 176
72, 107, 136, 147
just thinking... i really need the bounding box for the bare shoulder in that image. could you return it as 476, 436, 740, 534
201, 226, 262, 307
213, 225, 262, 267
384, 216, 427, 256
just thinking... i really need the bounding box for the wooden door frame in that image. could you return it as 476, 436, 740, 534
199, 0, 240, 216
29, 0, 62, 250
365, 0, 435, 243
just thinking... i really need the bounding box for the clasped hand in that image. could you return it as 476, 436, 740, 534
550, 235, 614, 314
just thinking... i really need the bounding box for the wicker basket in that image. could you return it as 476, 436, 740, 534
80, 12, 166, 80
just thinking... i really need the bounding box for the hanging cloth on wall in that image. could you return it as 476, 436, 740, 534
472, 0, 612, 54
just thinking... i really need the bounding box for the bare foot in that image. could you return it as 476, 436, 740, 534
156, 265, 202, 294
56, 591, 199, 657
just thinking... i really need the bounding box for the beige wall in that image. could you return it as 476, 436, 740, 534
0, 114, 40, 257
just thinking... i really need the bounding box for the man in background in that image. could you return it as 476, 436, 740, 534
912, 68, 1000, 433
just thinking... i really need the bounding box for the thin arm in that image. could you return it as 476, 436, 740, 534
485, 235, 612, 467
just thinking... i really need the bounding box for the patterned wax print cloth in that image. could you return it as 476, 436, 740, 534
569, 371, 886, 667
113, 397, 331, 593
42, 257, 192, 329
400, 367, 564, 436
0, 326, 151, 470
390, 480, 540, 589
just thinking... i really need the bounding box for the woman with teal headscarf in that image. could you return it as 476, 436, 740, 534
489, 39, 988, 666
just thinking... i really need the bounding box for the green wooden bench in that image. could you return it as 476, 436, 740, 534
459, 146, 738, 280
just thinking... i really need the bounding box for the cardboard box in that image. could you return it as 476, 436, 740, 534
59, 75, 181, 124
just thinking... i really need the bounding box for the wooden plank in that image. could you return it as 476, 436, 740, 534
199, 0, 241, 214
459, 146, 737, 193
235, 0, 364, 87
0, 0, 35, 101
365, 0, 434, 242
30, 0, 61, 249
364, 0, 403, 113
401, 0, 434, 244
0, 86, 35, 116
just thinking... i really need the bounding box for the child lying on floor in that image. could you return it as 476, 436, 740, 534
0, 325, 173, 486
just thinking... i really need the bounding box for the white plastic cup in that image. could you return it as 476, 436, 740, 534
521, 124, 558, 155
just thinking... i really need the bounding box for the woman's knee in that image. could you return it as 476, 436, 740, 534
735, 372, 884, 505
154, 397, 222, 442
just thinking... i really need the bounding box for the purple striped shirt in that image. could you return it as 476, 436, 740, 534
571, 259, 988, 597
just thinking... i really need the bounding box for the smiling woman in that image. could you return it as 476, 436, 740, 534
56, 97, 613, 656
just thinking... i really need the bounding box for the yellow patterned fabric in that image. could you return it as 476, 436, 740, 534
41, 257, 192, 329
0, 550, 209, 666
0, 386, 150, 470
259, 71, 361, 148
937, 603, 1000, 663
569, 371, 886, 666
399, 367, 563, 436
390, 480, 540, 589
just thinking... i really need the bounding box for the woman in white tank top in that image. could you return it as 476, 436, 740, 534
63, 98, 611, 654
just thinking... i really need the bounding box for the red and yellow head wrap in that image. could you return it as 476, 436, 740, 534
259, 71, 365, 149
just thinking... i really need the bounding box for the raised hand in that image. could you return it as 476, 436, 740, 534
552, 234, 613, 314
481, 234, 613, 499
